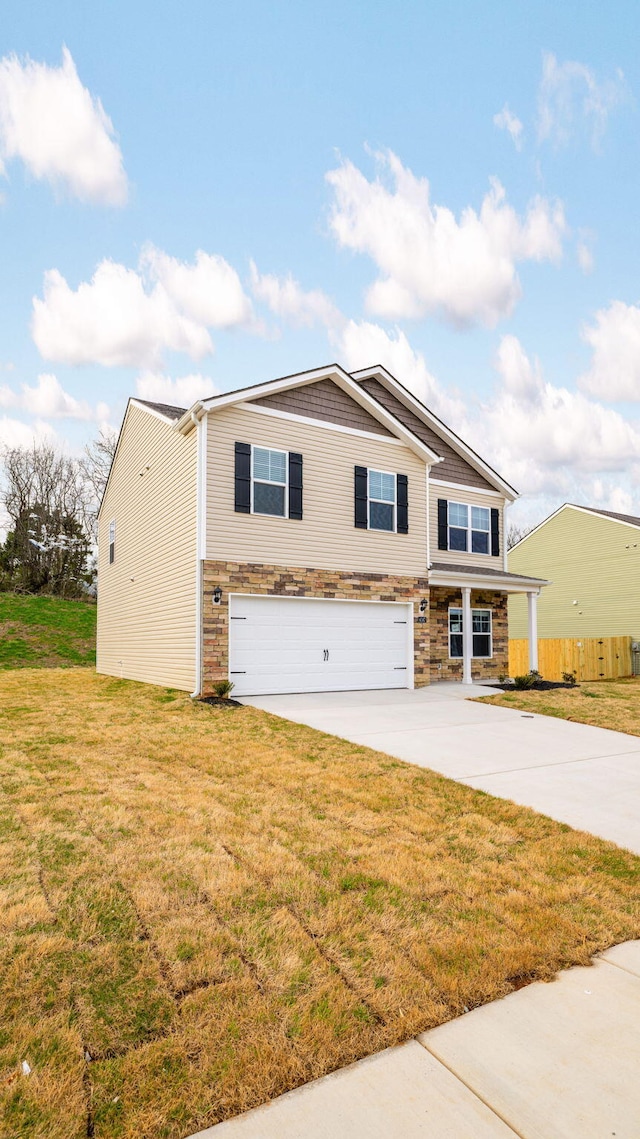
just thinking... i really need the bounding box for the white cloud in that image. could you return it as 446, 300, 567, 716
579, 301, 640, 401
249, 262, 343, 329
141, 245, 252, 329
0, 373, 108, 420
0, 415, 56, 448
537, 51, 626, 150
31, 247, 255, 369
0, 46, 127, 205
577, 238, 594, 274
326, 150, 565, 327
135, 372, 218, 408
493, 105, 524, 150
483, 335, 640, 494
337, 319, 467, 427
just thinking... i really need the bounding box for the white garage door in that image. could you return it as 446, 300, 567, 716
228, 595, 412, 696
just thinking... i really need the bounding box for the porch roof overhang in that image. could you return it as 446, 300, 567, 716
428, 561, 549, 594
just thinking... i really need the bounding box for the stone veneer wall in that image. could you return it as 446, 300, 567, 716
428, 587, 508, 681
202, 560, 430, 694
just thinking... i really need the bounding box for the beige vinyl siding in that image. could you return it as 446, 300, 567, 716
509, 506, 640, 639
429, 485, 505, 569
97, 403, 198, 690
206, 404, 427, 575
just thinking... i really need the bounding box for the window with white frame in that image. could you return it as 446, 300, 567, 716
448, 502, 491, 554
252, 446, 287, 517
108, 519, 116, 564
368, 469, 396, 531
449, 608, 492, 658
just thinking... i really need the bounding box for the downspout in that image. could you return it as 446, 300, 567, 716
190, 409, 205, 697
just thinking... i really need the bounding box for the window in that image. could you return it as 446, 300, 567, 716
368, 469, 396, 531
449, 608, 492, 658
252, 446, 287, 517
447, 502, 491, 555
108, 520, 116, 564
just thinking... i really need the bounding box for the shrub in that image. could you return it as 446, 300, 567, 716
513, 673, 536, 690
213, 680, 235, 699
562, 670, 577, 686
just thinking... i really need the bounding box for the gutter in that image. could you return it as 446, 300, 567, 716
189, 408, 207, 698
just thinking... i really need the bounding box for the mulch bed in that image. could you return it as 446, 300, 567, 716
484, 681, 578, 691
199, 696, 244, 707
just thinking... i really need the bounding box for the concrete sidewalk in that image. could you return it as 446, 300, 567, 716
190, 940, 640, 1139
242, 683, 640, 853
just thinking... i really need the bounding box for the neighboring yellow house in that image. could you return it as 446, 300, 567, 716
509, 503, 640, 641
98, 362, 546, 696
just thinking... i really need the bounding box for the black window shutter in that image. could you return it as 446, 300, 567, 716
288, 452, 303, 519
354, 466, 368, 528
437, 498, 448, 550
396, 474, 409, 533
234, 442, 251, 513
491, 508, 500, 556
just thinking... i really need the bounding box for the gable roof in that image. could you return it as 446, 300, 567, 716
175, 363, 444, 466
350, 366, 517, 499
568, 503, 640, 528
510, 501, 640, 552
127, 361, 516, 496
133, 398, 187, 422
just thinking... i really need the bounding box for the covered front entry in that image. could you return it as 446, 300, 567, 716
228, 594, 413, 696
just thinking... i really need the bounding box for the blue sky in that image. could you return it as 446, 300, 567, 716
1, 0, 640, 525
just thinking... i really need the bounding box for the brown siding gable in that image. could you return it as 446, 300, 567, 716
252, 377, 394, 437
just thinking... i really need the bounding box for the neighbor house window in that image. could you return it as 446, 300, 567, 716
108, 520, 116, 564
447, 502, 491, 554
368, 469, 396, 532
252, 446, 287, 517
449, 608, 492, 658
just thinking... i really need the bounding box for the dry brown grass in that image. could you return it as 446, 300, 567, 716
1, 669, 638, 1138
480, 676, 640, 736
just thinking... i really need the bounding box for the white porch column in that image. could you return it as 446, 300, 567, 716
527, 591, 539, 672
462, 586, 473, 684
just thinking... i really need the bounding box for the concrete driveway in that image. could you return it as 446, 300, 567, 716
242, 682, 640, 853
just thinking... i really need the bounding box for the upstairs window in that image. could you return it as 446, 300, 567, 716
252, 447, 287, 517
440, 499, 497, 556
108, 519, 116, 564
368, 469, 396, 532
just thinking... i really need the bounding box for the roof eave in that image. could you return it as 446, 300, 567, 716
351, 365, 518, 501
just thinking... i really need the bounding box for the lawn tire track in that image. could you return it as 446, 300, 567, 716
219, 841, 386, 1027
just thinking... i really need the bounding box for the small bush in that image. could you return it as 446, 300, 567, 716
213, 680, 235, 699
562, 670, 577, 686
513, 673, 536, 690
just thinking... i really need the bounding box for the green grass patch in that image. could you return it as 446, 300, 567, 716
0, 593, 96, 669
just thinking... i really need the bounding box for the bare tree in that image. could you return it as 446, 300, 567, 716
507, 522, 534, 549
0, 443, 93, 596
79, 428, 117, 540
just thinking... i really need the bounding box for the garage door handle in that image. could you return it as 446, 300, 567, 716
323, 649, 329, 661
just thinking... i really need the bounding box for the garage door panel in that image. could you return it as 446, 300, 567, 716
228, 595, 412, 697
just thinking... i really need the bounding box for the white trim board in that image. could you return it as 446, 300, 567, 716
430, 478, 504, 499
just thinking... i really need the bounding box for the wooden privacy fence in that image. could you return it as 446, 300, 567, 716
509, 636, 633, 682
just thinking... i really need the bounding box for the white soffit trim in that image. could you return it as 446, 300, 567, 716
429, 570, 549, 593
351, 365, 517, 501
177, 364, 442, 466
236, 400, 404, 444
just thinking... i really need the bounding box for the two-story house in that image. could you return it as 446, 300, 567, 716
97, 363, 546, 696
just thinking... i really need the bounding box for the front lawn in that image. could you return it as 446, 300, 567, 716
1, 669, 639, 1138
0, 593, 96, 670
480, 676, 640, 736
